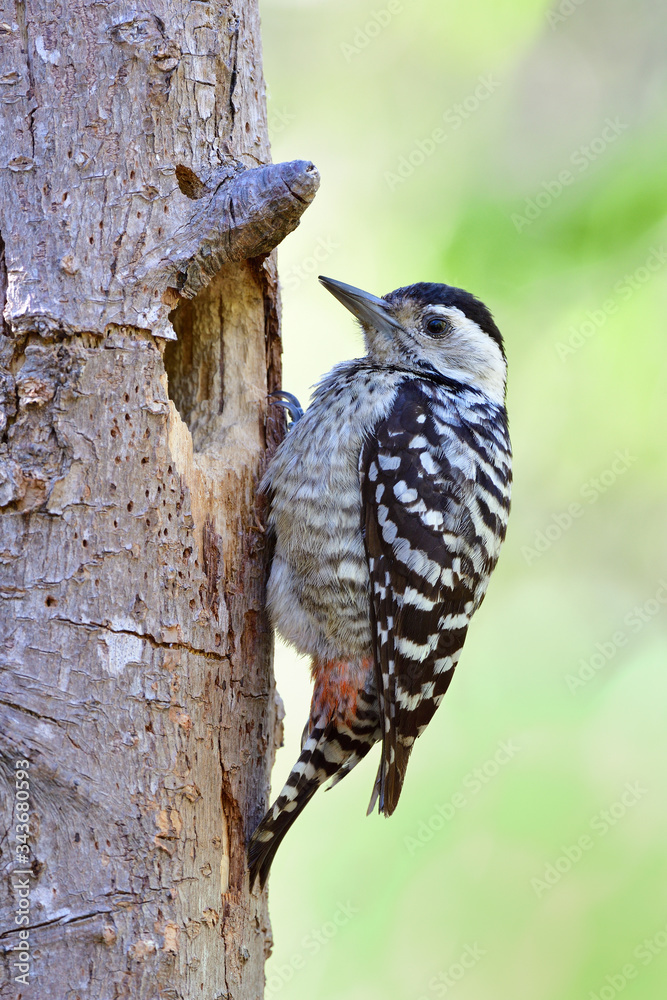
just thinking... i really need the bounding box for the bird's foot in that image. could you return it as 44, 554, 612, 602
268, 390, 304, 427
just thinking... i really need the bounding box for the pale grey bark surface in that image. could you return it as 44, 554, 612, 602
0, 2, 317, 997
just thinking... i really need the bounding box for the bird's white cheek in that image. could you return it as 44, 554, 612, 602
431, 332, 506, 404
433, 340, 487, 379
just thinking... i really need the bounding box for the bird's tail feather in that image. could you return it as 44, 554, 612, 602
248, 717, 351, 889
248, 676, 382, 888
368, 736, 413, 816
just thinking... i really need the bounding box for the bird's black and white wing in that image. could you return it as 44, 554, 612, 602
360, 378, 511, 816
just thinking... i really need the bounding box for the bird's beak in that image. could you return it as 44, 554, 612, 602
318, 276, 402, 333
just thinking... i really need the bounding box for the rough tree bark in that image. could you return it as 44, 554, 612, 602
0, 2, 318, 997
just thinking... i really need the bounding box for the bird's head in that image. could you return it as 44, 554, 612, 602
319, 276, 507, 404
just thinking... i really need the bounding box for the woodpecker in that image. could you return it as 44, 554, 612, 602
248, 276, 512, 889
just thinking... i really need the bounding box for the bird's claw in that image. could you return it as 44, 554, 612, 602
268, 390, 304, 427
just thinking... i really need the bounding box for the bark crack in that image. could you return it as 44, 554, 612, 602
218, 730, 244, 1000
283, 179, 310, 206
0, 230, 7, 338
218, 293, 226, 415
0, 696, 64, 728
15, 0, 37, 156
0, 891, 159, 940
228, 16, 240, 129
0, 909, 113, 940
50, 615, 227, 661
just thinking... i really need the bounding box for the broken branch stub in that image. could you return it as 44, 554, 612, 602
141, 159, 321, 301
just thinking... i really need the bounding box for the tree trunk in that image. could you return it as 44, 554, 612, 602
0, 2, 317, 997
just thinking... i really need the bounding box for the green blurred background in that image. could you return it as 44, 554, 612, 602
259, 1, 667, 997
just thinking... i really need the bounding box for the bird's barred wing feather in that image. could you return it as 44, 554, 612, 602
360, 379, 510, 816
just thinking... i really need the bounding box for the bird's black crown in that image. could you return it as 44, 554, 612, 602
384, 282, 505, 356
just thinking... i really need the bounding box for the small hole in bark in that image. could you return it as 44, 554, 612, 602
175, 164, 207, 199
125, 413, 130, 421
130, 170, 135, 180
82, 539, 88, 547
164, 528, 168, 536
127, 502, 133, 512
114, 521, 118, 528
89, 236, 94, 244
45, 596, 56, 607
145, 489, 149, 497
74, 832, 80, 842
146, 519, 150, 526
124, 393, 129, 402
141, 456, 148, 464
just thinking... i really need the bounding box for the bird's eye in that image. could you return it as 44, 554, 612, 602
424, 317, 451, 337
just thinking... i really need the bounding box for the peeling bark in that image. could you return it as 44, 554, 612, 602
0, 1, 312, 997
